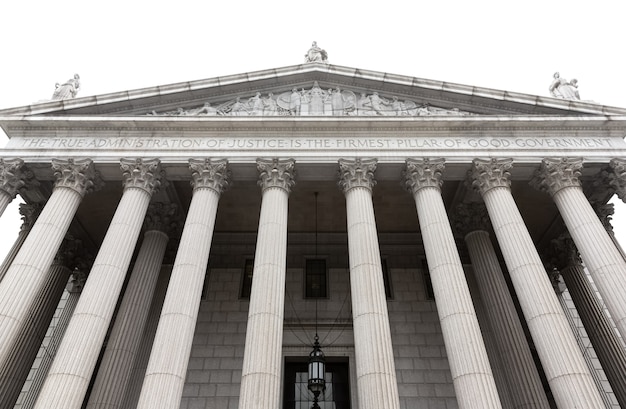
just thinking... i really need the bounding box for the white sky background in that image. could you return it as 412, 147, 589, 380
0, 0, 625, 258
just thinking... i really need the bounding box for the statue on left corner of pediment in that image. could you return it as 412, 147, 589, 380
304, 41, 328, 63
52, 73, 81, 100
549, 72, 580, 100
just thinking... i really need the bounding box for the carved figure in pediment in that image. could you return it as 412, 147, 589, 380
367, 92, 390, 115
357, 93, 371, 116
304, 41, 328, 63
231, 97, 249, 116
248, 92, 264, 115
549, 72, 580, 100
306, 81, 327, 114
52, 74, 80, 100
263, 93, 278, 116
186, 102, 218, 116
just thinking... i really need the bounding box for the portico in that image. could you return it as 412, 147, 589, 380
1, 61, 626, 409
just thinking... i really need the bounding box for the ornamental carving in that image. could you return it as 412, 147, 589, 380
145, 82, 475, 118
608, 158, 626, 202
452, 203, 491, 237
591, 201, 614, 232
531, 157, 583, 197
257, 158, 296, 193
0, 158, 28, 199
53, 235, 85, 270
52, 158, 100, 197
189, 158, 231, 194
470, 158, 513, 195
67, 269, 88, 293
121, 158, 163, 195
18, 203, 42, 231
144, 202, 180, 235
338, 158, 377, 193
403, 158, 444, 194
548, 233, 581, 271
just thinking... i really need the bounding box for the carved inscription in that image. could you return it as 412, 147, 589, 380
9, 136, 617, 152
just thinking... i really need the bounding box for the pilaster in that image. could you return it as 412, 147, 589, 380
404, 159, 502, 409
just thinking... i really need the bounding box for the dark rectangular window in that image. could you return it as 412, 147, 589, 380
283, 360, 350, 409
422, 258, 435, 300
381, 259, 392, 299
305, 259, 327, 298
240, 259, 254, 299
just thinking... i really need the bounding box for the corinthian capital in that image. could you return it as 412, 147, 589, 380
189, 158, 230, 193
121, 158, 163, 195
257, 158, 296, 193
19, 202, 42, 231
403, 158, 444, 195
52, 158, 100, 197
470, 158, 513, 195
0, 158, 28, 199
531, 157, 583, 196
608, 158, 626, 202
548, 233, 581, 271
452, 202, 491, 237
144, 202, 180, 235
337, 158, 376, 193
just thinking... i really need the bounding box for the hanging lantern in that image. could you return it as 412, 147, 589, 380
307, 334, 326, 409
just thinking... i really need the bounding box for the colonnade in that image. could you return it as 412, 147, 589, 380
0, 156, 625, 409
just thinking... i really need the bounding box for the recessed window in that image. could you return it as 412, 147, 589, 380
305, 259, 327, 298
240, 259, 254, 299
283, 360, 350, 409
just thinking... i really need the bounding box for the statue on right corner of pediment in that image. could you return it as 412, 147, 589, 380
304, 41, 328, 63
549, 72, 580, 100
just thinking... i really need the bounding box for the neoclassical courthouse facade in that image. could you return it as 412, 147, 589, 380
1, 52, 626, 409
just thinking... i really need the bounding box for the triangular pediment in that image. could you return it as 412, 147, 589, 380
2, 63, 626, 118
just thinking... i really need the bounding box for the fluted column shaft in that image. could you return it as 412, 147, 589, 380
471, 158, 604, 409
0, 159, 96, 372
0, 203, 41, 282
338, 158, 400, 409
238, 158, 295, 409
534, 158, 626, 340
0, 261, 71, 409
550, 234, 626, 408
21, 272, 85, 409
463, 227, 550, 409
34, 158, 162, 409
87, 202, 175, 409
404, 159, 501, 409
137, 159, 229, 409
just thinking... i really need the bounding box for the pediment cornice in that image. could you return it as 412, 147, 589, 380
1, 63, 625, 119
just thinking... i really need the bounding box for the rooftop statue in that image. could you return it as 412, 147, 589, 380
549, 72, 580, 100
304, 41, 328, 63
52, 74, 81, 100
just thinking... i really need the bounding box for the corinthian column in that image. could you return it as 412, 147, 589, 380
0, 158, 97, 373
21, 270, 88, 409
470, 158, 604, 409
0, 203, 42, 282
404, 159, 501, 409
454, 203, 550, 409
137, 159, 229, 409
87, 202, 178, 409
238, 158, 295, 409
548, 234, 626, 408
532, 157, 626, 339
34, 158, 163, 409
0, 158, 32, 216
0, 236, 82, 409
338, 158, 400, 409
